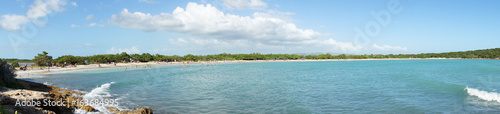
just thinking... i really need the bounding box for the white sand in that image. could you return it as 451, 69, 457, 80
15, 58, 449, 78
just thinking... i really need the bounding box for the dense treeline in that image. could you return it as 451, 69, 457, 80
0, 58, 32, 63
5, 48, 500, 66
49, 48, 500, 65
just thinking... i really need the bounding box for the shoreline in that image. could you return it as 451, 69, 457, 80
5, 58, 485, 113
15, 57, 463, 77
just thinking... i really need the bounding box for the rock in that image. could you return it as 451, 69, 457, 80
80, 106, 96, 112
108, 107, 120, 112
2, 105, 56, 114
5, 80, 155, 114
117, 108, 153, 114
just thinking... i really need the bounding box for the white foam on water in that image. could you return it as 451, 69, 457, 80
43, 82, 52, 85
73, 109, 88, 114
466, 86, 500, 103
81, 82, 117, 113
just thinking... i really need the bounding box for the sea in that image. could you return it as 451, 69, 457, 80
23, 59, 500, 113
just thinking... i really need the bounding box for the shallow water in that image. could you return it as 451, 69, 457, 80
26, 59, 500, 113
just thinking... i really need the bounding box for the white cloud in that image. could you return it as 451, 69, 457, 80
0, 15, 29, 31
26, 0, 68, 19
111, 2, 402, 54
138, 0, 156, 4
0, 0, 72, 31
373, 44, 408, 51
70, 24, 79, 28
253, 10, 295, 21
71, 1, 77, 7
109, 2, 322, 46
109, 9, 182, 31
88, 23, 96, 27
322, 39, 363, 52
85, 14, 94, 20
222, 0, 267, 10
176, 38, 188, 44
87, 23, 104, 27
106, 46, 141, 54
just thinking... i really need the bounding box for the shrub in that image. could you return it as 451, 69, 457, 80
0, 59, 23, 88
11, 61, 20, 68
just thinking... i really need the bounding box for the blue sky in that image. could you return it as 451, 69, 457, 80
1, 0, 499, 59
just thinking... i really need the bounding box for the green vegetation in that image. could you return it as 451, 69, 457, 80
0, 104, 7, 114
27, 48, 500, 65
0, 58, 32, 63
10, 61, 20, 68
0, 59, 23, 88
33, 51, 52, 66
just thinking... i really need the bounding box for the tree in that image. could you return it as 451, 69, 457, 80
11, 61, 20, 68
54, 55, 85, 65
183, 54, 196, 61
33, 51, 52, 66
119, 52, 130, 62
338, 54, 347, 59
140, 53, 153, 62
325, 53, 333, 59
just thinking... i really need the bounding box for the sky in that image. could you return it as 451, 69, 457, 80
1, 0, 499, 59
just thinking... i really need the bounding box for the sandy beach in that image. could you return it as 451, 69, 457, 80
15, 58, 449, 78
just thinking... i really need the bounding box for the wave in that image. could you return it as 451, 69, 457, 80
81, 82, 116, 113
43, 82, 52, 85
465, 86, 500, 103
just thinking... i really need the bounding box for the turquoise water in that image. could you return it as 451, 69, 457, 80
25, 59, 500, 113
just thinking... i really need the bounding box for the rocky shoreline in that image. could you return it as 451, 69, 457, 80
0, 79, 152, 114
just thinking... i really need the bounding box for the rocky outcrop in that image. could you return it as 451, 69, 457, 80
0, 87, 55, 114
1, 80, 153, 114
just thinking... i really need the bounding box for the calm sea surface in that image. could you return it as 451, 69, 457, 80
25, 59, 500, 113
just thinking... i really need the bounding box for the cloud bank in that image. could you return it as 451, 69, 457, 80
109, 3, 322, 45
109, 2, 407, 54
